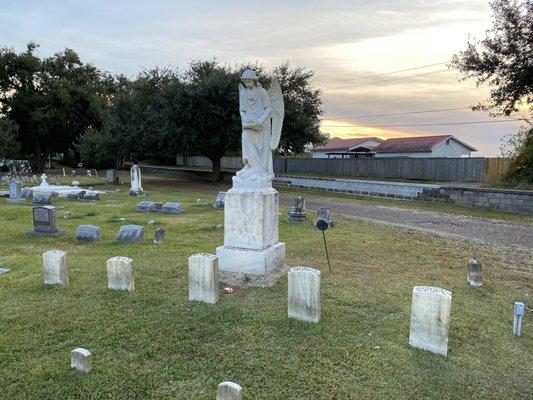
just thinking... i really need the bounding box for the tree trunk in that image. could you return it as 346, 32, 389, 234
31, 150, 48, 173
210, 156, 222, 181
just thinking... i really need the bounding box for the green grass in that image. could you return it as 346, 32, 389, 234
0, 182, 531, 399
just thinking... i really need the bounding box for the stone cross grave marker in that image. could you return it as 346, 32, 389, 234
288, 267, 321, 323
106, 256, 134, 291
188, 253, 219, 304
409, 286, 452, 356
467, 259, 483, 286
42, 249, 69, 285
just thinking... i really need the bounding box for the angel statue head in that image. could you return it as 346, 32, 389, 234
241, 69, 258, 88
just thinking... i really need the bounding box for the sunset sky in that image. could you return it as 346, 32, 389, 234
0, 0, 527, 156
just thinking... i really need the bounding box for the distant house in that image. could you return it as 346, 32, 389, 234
373, 135, 476, 158
311, 137, 384, 158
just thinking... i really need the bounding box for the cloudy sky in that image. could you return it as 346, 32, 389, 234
0, 0, 527, 155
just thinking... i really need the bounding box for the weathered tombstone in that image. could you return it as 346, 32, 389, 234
116, 224, 144, 243
409, 286, 452, 356
71, 348, 92, 373
154, 228, 165, 244
288, 267, 321, 323
136, 201, 157, 212
106, 169, 117, 184
161, 202, 184, 214
42, 249, 69, 285
214, 191, 226, 208
83, 191, 100, 201
216, 381, 243, 400
76, 225, 101, 243
513, 301, 525, 337
106, 256, 134, 291
21, 188, 33, 198
31, 206, 65, 237
67, 190, 85, 200
188, 253, 219, 304
7, 180, 24, 204
467, 259, 483, 286
128, 165, 143, 196
32, 193, 52, 205
286, 196, 307, 223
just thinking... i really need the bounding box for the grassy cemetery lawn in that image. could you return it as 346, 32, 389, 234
0, 182, 531, 399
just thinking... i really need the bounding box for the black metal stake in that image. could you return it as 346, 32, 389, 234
322, 229, 331, 272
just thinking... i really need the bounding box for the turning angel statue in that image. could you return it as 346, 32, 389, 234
235, 69, 284, 185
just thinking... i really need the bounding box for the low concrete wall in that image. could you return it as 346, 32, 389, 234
421, 186, 533, 215
274, 175, 440, 200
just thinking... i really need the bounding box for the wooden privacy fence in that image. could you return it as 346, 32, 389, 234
176, 155, 511, 183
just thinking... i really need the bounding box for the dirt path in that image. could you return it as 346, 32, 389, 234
139, 175, 533, 251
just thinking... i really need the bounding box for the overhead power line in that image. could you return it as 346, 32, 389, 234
323, 107, 471, 120
320, 119, 524, 128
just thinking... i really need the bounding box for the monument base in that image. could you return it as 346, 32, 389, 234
216, 242, 285, 276
219, 263, 289, 288
28, 230, 66, 238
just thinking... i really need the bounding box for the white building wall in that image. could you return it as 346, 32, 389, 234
431, 139, 472, 157
312, 151, 341, 159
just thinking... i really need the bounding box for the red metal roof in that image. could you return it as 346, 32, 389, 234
373, 135, 474, 153
312, 137, 382, 152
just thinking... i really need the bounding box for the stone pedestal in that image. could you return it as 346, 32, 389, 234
216, 185, 285, 285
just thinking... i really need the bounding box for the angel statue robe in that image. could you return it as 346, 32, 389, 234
237, 84, 273, 180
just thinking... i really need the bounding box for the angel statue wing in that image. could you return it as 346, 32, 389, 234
268, 77, 284, 150
238, 83, 244, 95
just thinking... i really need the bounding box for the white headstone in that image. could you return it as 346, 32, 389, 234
216, 381, 243, 400
188, 253, 219, 304
287, 267, 321, 323
129, 165, 143, 196
42, 249, 69, 285
106, 256, 134, 291
71, 348, 92, 373
409, 286, 452, 356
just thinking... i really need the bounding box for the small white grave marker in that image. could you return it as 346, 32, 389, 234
42, 249, 69, 285
467, 259, 483, 286
513, 301, 525, 337
71, 348, 92, 373
287, 267, 321, 323
216, 381, 243, 400
188, 253, 219, 304
409, 286, 452, 356
106, 256, 134, 291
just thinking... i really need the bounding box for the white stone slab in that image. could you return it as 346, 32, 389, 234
409, 286, 452, 356
467, 259, 483, 286
216, 242, 285, 276
287, 267, 321, 323
42, 249, 69, 285
189, 253, 219, 304
223, 187, 279, 250
71, 348, 92, 373
216, 381, 243, 400
106, 256, 134, 291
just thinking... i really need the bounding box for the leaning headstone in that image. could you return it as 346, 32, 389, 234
288, 267, 321, 323
188, 253, 219, 304
214, 191, 226, 208
71, 348, 92, 373
409, 286, 452, 356
513, 301, 525, 337
42, 249, 69, 285
161, 202, 184, 214
83, 191, 100, 201
286, 196, 307, 223
7, 180, 24, 204
467, 259, 483, 286
216, 381, 243, 400
106, 256, 134, 291
32, 193, 52, 205
136, 201, 157, 212
106, 169, 117, 184
116, 224, 144, 243
76, 225, 100, 243
154, 228, 165, 244
31, 206, 65, 237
